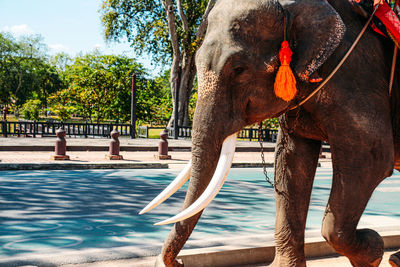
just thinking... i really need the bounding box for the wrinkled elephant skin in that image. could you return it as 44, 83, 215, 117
147, 0, 400, 266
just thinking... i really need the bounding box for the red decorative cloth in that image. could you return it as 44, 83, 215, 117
375, 1, 400, 44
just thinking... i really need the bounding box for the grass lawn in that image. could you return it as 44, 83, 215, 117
148, 128, 166, 139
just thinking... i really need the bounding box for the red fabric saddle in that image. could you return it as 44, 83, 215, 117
352, 0, 400, 44
374, 1, 400, 45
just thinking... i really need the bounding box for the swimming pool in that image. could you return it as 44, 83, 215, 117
0, 167, 399, 265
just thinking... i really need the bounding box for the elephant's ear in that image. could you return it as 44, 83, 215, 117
287, 0, 346, 81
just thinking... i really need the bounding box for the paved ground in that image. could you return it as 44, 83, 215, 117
63, 250, 398, 267
0, 136, 369, 267
0, 150, 276, 165
0, 137, 331, 167
0, 136, 272, 148
306, 251, 396, 267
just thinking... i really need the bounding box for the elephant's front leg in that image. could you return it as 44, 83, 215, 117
160, 213, 203, 267
271, 128, 321, 267
321, 137, 394, 267
390, 252, 400, 267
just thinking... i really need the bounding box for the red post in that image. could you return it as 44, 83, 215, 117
51, 128, 70, 160
154, 129, 171, 160
106, 129, 123, 160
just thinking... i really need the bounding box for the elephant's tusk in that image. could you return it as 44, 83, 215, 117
154, 133, 237, 225
139, 161, 191, 215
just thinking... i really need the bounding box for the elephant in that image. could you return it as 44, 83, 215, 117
141, 0, 400, 266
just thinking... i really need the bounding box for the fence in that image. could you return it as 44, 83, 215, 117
137, 126, 165, 138
138, 125, 278, 142
0, 121, 134, 138
167, 126, 192, 139
238, 128, 278, 142
1, 121, 278, 142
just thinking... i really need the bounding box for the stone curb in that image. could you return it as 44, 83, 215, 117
231, 162, 274, 168
0, 146, 278, 152
0, 161, 323, 170
0, 162, 273, 170
168, 232, 400, 267
3, 233, 398, 267
0, 162, 169, 170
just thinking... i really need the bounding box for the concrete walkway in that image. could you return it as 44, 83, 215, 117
0, 137, 332, 169
0, 136, 271, 148
0, 137, 276, 151
0, 136, 365, 267
62, 250, 398, 267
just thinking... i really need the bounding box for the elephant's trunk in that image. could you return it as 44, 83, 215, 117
160, 100, 236, 265
156, 133, 236, 225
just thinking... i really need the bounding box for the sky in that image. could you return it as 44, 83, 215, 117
0, 0, 160, 75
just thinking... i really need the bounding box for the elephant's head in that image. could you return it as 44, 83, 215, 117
141, 0, 346, 265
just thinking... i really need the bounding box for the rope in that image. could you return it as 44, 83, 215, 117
388, 31, 399, 97
289, 4, 380, 111
389, 44, 398, 96
283, 11, 287, 42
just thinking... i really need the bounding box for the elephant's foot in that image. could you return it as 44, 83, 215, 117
155, 254, 183, 267
349, 257, 382, 267
389, 251, 400, 267
269, 254, 306, 267
339, 229, 384, 267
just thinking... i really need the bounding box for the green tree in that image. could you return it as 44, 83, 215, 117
0, 32, 33, 107
54, 52, 153, 123
48, 87, 76, 122
137, 70, 173, 124
100, 0, 216, 127
0, 33, 62, 110
21, 99, 41, 121
50, 52, 72, 72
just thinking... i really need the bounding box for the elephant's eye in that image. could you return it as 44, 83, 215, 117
233, 66, 245, 76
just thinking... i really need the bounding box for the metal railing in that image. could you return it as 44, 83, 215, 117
164, 126, 277, 142
238, 128, 278, 142
1, 121, 278, 142
138, 126, 165, 138
167, 126, 192, 139
0, 121, 134, 138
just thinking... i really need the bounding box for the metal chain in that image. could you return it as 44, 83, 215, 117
258, 122, 274, 187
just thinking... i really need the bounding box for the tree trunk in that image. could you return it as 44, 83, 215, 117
165, 0, 216, 129
167, 56, 181, 128
163, 0, 181, 129
167, 53, 196, 128
179, 52, 196, 126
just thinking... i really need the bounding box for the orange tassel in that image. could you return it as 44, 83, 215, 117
274, 41, 297, 102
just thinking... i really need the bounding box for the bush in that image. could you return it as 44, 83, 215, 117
264, 118, 279, 130
21, 99, 42, 121
48, 104, 75, 122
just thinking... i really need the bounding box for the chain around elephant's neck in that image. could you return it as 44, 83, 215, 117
258, 122, 275, 188
289, 4, 379, 111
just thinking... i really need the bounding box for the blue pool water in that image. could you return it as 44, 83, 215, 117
0, 167, 399, 262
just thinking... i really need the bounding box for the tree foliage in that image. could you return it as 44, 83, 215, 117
0, 33, 62, 108
138, 69, 173, 124
21, 99, 41, 121
101, 0, 168, 64
100, 0, 216, 126
49, 52, 171, 123
101, 0, 207, 64
51, 53, 139, 122
0, 31, 176, 125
